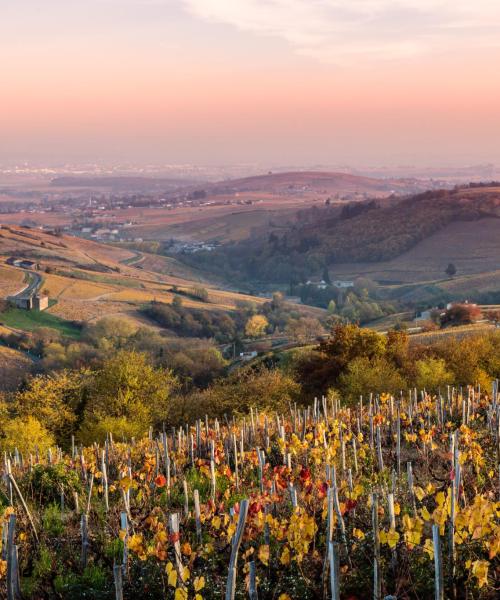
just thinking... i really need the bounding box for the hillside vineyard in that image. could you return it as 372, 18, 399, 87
1, 385, 499, 598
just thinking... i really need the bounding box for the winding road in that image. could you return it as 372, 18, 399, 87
9, 269, 43, 300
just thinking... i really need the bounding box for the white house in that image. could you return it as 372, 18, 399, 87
333, 280, 354, 289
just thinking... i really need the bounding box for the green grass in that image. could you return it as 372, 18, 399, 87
0, 308, 81, 338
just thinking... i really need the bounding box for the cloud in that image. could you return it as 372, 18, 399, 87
181, 0, 500, 63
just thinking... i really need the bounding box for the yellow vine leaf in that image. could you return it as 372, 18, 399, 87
471, 560, 489, 589
423, 538, 434, 560
258, 544, 270, 566
175, 588, 188, 600
194, 576, 205, 592
280, 546, 291, 565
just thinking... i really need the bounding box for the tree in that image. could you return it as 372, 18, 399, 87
338, 356, 406, 401
79, 350, 178, 443
0, 416, 54, 455
285, 317, 324, 343
445, 263, 457, 278
296, 324, 386, 395
172, 295, 183, 309
169, 368, 300, 423
441, 303, 481, 327
84, 317, 138, 351
15, 371, 82, 443
415, 357, 454, 391
245, 315, 269, 338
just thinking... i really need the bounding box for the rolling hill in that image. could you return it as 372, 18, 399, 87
203, 170, 426, 196
0, 224, 322, 337
179, 184, 500, 302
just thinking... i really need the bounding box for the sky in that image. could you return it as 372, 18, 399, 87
1, 0, 500, 167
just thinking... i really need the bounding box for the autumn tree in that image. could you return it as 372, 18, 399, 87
285, 317, 324, 343
245, 314, 269, 338
1, 416, 54, 456
415, 357, 454, 391
169, 367, 300, 423
441, 303, 481, 327
296, 324, 386, 396
79, 350, 178, 443
338, 356, 406, 401
14, 371, 83, 444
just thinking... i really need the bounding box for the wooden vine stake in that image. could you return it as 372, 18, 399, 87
6, 459, 39, 543
6, 514, 19, 600
248, 560, 259, 600
372, 493, 381, 600
328, 541, 340, 600
81, 513, 89, 569
433, 524, 444, 600
113, 562, 124, 600
225, 498, 249, 600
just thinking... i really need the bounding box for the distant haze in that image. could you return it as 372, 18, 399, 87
2, 1, 500, 166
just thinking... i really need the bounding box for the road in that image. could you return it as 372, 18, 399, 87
10, 269, 43, 300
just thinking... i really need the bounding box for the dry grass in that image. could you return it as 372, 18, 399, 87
47, 299, 127, 322
0, 265, 25, 296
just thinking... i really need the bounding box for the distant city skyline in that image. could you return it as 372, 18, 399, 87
2, 1, 500, 166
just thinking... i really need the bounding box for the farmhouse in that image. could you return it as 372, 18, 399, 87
333, 280, 354, 289
9, 294, 49, 311
306, 279, 329, 290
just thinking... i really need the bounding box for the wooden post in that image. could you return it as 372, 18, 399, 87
113, 562, 124, 600
86, 472, 94, 515
372, 493, 381, 600
225, 499, 249, 600
329, 541, 340, 600
120, 511, 128, 572
6, 514, 18, 600
101, 450, 109, 512
210, 459, 216, 502
81, 513, 89, 569
169, 513, 186, 586
194, 489, 202, 543
6, 460, 39, 542
183, 478, 189, 517
248, 560, 259, 600
396, 408, 401, 477
322, 486, 334, 598
233, 433, 239, 490
433, 524, 444, 600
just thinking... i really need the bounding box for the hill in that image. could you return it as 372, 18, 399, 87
0, 224, 322, 338
183, 184, 500, 287
203, 170, 425, 196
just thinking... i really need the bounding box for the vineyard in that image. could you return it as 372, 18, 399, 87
1, 385, 500, 599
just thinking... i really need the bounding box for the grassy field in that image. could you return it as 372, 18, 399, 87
0, 307, 81, 338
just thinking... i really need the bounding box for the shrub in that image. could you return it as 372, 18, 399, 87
415, 357, 454, 391
26, 463, 82, 505
0, 416, 54, 456
79, 415, 146, 444
338, 356, 406, 401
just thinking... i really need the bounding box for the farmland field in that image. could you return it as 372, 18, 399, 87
1, 385, 499, 598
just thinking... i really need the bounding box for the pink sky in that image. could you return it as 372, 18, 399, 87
2, 1, 500, 166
